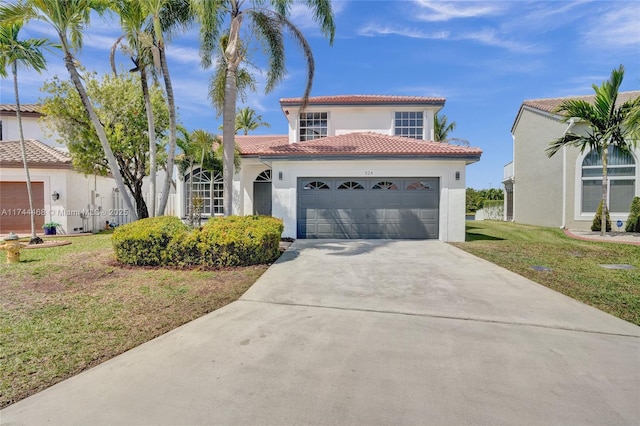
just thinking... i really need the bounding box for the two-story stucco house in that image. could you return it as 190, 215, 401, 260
504, 91, 640, 230
176, 95, 482, 242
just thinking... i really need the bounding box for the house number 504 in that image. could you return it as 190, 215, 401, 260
364, 170, 374, 175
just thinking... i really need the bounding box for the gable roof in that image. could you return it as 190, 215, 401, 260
279, 95, 446, 107
236, 132, 481, 163
513, 91, 640, 132
0, 140, 72, 169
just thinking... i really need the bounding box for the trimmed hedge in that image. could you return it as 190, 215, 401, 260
626, 197, 640, 233
112, 216, 188, 266
112, 215, 284, 268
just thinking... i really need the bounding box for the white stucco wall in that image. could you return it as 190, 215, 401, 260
235, 158, 468, 242
284, 106, 438, 143
1, 113, 62, 147
0, 167, 117, 234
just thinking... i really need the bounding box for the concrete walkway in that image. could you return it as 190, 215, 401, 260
2, 240, 639, 425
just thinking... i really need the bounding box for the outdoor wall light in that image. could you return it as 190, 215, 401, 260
278, 171, 283, 180
455, 172, 461, 181
51, 191, 60, 201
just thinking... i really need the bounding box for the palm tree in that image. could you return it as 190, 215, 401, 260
235, 106, 270, 135
192, 0, 335, 216
434, 112, 469, 146
434, 113, 456, 142
0, 0, 138, 219
110, 0, 159, 217
0, 21, 52, 243
546, 65, 640, 236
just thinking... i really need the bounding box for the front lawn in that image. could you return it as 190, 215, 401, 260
451, 221, 640, 326
0, 234, 268, 408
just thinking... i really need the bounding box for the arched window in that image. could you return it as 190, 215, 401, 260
303, 181, 330, 190
582, 146, 636, 213
337, 181, 364, 190
256, 170, 272, 182
372, 181, 398, 190
184, 168, 224, 216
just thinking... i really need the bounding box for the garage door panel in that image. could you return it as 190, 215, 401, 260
0, 182, 45, 234
297, 177, 439, 239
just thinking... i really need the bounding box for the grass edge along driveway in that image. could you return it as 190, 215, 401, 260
451, 221, 639, 327
0, 233, 269, 409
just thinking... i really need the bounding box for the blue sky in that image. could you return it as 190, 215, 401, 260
1, 0, 639, 190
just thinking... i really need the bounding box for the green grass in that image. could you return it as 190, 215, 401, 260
0, 234, 269, 408
451, 221, 640, 326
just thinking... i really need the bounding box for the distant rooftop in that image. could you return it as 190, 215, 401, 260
522, 91, 640, 114
0, 104, 43, 114
280, 95, 446, 107
0, 139, 71, 168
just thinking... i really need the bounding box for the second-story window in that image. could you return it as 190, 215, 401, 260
299, 112, 328, 141
394, 111, 423, 139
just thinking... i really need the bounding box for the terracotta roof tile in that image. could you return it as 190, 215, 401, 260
0, 140, 71, 166
522, 91, 640, 114
0, 104, 43, 114
280, 95, 446, 106
237, 132, 481, 159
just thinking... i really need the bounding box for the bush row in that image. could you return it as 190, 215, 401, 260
112, 215, 284, 268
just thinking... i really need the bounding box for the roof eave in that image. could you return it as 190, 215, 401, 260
254, 153, 481, 162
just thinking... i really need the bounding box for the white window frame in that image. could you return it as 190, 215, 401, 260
299, 111, 328, 141
574, 147, 638, 220
393, 111, 424, 140
185, 168, 224, 217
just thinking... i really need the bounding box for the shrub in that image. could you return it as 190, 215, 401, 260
112, 216, 188, 266
112, 215, 283, 268
198, 216, 284, 267
591, 200, 612, 232
626, 196, 640, 233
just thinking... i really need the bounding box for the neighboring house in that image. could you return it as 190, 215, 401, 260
177, 95, 482, 242
0, 104, 60, 146
0, 139, 119, 235
504, 91, 640, 230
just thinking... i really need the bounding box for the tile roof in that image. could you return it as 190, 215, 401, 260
0, 104, 43, 114
280, 95, 446, 106
236, 132, 481, 160
0, 140, 71, 167
522, 91, 640, 114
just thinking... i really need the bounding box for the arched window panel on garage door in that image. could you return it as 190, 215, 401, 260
303, 180, 331, 190
337, 181, 365, 190
372, 181, 399, 190
406, 181, 433, 190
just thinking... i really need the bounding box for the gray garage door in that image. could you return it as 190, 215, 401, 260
297, 177, 439, 239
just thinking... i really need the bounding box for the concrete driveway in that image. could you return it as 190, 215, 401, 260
2, 240, 639, 425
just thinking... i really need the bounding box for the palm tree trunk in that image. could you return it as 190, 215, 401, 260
156, 45, 176, 217
140, 67, 157, 217
12, 63, 37, 241
601, 143, 609, 237
63, 50, 137, 219
222, 14, 243, 217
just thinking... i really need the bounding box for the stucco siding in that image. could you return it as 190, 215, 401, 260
513, 109, 566, 227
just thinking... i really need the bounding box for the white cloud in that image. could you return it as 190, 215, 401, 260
583, 4, 640, 50
413, 0, 505, 22
358, 23, 539, 53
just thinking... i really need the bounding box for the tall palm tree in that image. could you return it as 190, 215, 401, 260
546, 65, 640, 236
0, 21, 52, 243
0, 0, 138, 219
192, 0, 335, 216
110, 0, 159, 217
235, 106, 270, 135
